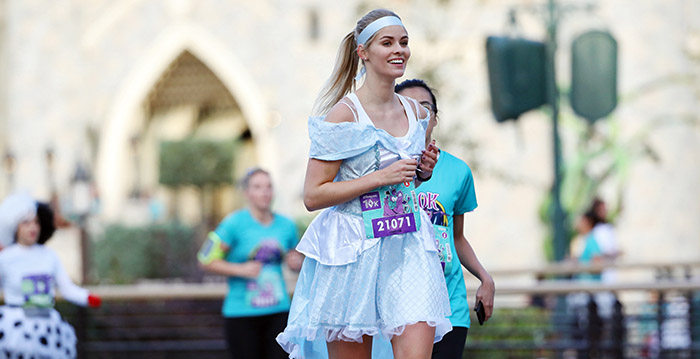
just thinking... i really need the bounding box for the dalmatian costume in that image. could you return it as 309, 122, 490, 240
0, 192, 96, 359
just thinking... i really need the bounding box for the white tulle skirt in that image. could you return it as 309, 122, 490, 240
276, 219, 452, 358
0, 306, 77, 358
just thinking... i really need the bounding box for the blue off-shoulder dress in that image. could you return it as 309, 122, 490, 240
276, 94, 451, 358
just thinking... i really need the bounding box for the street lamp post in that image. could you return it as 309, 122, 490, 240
69, 162, 95, 359
71, 164, 93, 284
544, 0, 568, 263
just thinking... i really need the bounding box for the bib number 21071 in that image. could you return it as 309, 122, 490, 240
360, 182, 421, 239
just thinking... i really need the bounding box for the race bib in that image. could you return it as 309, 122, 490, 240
22, 274, 54, 308
360, 182, 421, 239
245, 265, 284, 308
433, 224, 453, 274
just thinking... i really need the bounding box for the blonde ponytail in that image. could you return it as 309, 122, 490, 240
312, 9, 401, 116
312, 32, 359, 116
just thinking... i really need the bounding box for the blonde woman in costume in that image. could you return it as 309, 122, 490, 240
276, 8, 449, 359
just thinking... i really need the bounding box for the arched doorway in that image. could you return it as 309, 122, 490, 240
97, 25, 276, 222
126, 50, 256, 225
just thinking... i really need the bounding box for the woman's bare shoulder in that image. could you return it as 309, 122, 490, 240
324, 100, 356, 124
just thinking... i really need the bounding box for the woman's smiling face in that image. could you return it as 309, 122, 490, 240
361, 25, 410, 79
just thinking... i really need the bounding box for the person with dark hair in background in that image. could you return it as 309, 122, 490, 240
396, 79, 495, 359
0, 192, 102, 358
589, 197, 622, 283
276, 8, 448, 359
587, 197, 624, 346
198, 168, 303, 359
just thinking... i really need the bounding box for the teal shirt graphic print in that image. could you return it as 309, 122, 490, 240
245, 239, 286, 308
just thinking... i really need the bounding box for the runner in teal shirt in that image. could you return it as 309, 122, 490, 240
397, 79, 495, 359
199, 168, 303, 359
214, 208, 298, 317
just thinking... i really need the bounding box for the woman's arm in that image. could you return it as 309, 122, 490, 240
285, 249, 304, 272
303, 158, 418, 211
453, 214, 495, 321
199, 242, 262, 279
54, 259, 89, 306
201, 259, 262, 279
303, 103, 418, 211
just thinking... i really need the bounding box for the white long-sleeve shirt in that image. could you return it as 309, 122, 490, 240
0, 244, 88, 307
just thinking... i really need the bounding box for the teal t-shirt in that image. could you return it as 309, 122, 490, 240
214, 209, 298, 317
417, 150, 478, 328
577, 233, 602, 281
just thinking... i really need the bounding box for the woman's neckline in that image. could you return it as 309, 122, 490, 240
350, 93, 412, 139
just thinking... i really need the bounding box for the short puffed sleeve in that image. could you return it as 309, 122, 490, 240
308, 117, 381, 161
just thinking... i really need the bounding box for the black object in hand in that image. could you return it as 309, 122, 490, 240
475, 300, 486, 326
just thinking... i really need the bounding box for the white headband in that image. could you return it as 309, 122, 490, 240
356, 16, 405, 46
355, 16, 405, 82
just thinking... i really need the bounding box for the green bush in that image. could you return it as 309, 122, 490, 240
93, 222, 197, 284
159, 139, 234, 187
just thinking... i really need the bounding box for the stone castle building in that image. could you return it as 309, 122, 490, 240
0, 0, 698, 282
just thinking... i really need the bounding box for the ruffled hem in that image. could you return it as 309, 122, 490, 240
276, 318, 452, 359
296, 208, 436, 266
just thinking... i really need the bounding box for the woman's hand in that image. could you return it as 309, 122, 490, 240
237, 261, 263, 279
475, 275, 495, 322
87, 293, 102, 308
285, 250, 304, 272
418, 140, 439, 176
379, 158, 418, 186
